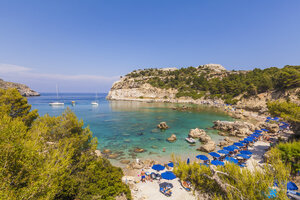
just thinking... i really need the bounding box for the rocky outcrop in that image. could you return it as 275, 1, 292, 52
259, 122, 279, 133
188, 128, 207, 138
197, 141, 216, 153
218, 137, 234, 147
167, 134, 176, 142
213, 120, 255, 137
157, 122, 169, 130
0, 79, 40, 97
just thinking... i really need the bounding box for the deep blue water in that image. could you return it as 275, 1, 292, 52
28, 93, 233, 165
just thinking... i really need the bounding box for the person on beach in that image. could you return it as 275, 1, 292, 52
141, 169, 146, 182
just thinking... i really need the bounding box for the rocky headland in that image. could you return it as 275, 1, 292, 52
106, 64, 299, 114
0, 79, 40, 96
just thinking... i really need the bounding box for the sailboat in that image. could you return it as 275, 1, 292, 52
91, 92, 99, 106
49, 85, 64, 106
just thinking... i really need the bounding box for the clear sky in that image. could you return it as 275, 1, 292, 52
0, 0, 299, 92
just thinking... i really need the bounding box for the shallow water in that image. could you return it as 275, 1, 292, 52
28, 93, 234, 165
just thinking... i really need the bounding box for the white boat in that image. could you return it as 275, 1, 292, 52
185, 137, 196, 144
49, 85, 64, 106
91, 92, 99, 106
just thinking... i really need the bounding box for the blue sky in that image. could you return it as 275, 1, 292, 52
0, 0, 299, 92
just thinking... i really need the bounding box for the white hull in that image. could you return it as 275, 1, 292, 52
185, 137, 196, 144
91, 102, 98, 106
49, 102, 64, 106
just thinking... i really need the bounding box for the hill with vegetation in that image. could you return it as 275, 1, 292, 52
107, 64, 300, 112
0, 78, 40, 96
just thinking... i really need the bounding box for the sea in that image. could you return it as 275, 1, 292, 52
28, 93, 234, 166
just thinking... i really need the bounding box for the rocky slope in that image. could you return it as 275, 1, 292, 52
0, 79, 40, 96
107, 64, 300, 112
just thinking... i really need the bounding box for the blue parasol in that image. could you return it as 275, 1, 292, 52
240, 140, 249, 144
225, 157, 238, 164
234, 142, 244, 147
196, 155, 209, 161
287, 181, 298, 191
218, 149, 230, 155
236, 154, 251, 159
161, 171, 176, 180
228, 145, 239, 150
240, 150, 252, 155
266, 117, 272, 120
167, 162, 174, 168
265, 120, 270, 122
209, 152, 221, 158
224, 146, 235, 151
152, 164, 165, 171
211, 160, 224, 166
255, 130, 263, 133
261, 128, 269, 132
187, 158, 190, 164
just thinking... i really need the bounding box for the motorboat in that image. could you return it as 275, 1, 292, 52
185, 137, 196, 144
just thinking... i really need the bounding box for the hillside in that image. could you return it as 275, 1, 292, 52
107, 64, 300, 112
0, 79, 40, 96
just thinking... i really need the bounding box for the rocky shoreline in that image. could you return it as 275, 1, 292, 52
0, 79, 40, 97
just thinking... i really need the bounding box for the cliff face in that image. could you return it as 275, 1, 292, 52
0, 79, 40, 97
107, 64, 300, 113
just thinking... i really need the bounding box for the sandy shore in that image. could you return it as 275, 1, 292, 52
125, 138, 272, 200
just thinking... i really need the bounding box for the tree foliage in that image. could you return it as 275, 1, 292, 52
127, 65, 300, 104
0, 89, 131, 200
173, 149, 290, 200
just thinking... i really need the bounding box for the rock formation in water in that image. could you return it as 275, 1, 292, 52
0, 79, 40, 96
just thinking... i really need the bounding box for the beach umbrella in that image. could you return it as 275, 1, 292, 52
196, 155, 209, 161
240, 140, 249, 144
187, 158, 190, 164
200, 163, 209, 167
233, 142, 244, 147
228, 145, 239, 150
268, 189, 277, 198
161, 171, 176, 180
218, 150, 230, 155
273, 117, 279, 120
265, 120, 270, 122
255, 130, 263, 133
152, 164, 165, 171
211, 160, 224, 166
261, 128, 269, 132
167, 162, 174, 168
240, 150, 252, 155
245, 138, 254, 142
209, 152, 221, 158
236, 154, 251, 159
267, 117, 272, 120
287, 181, 298, 191
224, 146, 235, 152
159, 182, 173, 188
225, 157, 238, 164
250, 134, 259, 138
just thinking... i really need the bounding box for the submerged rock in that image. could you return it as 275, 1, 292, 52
157, 122, 169, 130
134, 148, 145, 153
102, 149, 111, 154
120, 160, 131, 164
108, 153, 119, 159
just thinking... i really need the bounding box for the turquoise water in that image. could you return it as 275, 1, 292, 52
28, 93, 233, 165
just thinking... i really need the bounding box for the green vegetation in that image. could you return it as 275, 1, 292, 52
127, 65, 300, 104
0, 88, 131, 200
272, 141, 300, 175
173, 149, 290, 200
267, 100, 300, 123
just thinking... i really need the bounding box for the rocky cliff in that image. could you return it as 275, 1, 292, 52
107, 64, 300, 112
0, 79, 40, 97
